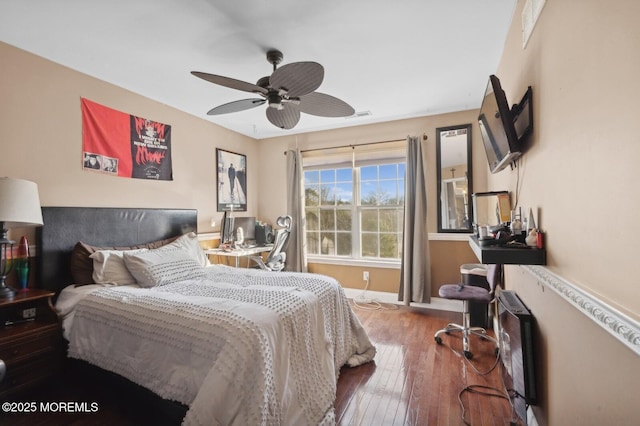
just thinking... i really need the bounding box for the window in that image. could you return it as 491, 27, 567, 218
303, 143, 406, 262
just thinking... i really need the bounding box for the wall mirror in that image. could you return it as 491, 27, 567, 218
436, 124, 473, 233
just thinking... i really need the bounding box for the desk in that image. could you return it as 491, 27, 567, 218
468, 235, 546, 265
205, 246, 272, 268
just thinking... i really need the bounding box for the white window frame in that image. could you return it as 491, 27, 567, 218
303, 151, 405, 265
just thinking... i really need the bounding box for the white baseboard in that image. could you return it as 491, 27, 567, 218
343, 288, 462, 313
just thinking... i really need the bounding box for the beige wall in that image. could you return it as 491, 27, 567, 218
0, 41, 258, 240
308, 240, 478, 297
490, 1, 640, 424
492, 0, 640, 318
430, 240, 479, 293
308, 263, 400, 294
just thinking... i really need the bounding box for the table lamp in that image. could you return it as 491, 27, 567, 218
0, 178, 44, 298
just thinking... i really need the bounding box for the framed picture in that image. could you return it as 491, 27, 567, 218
216, 148, 247, 212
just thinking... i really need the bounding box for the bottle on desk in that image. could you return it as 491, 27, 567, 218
510, 209, 523, 238
525, 229, 538, 247
236, 227, 244, 246
536, 230, 544, 249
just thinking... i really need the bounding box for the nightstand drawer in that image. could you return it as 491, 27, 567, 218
0, 323, 62, 364
0, 354, 61, 398
0, 289, 63, 400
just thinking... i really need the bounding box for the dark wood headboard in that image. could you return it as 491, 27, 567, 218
35, 207, 198, 295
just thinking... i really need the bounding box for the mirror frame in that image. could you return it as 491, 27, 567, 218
436, 124, 473, 233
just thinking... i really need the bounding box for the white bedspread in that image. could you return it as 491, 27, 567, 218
63, 265, 375, 425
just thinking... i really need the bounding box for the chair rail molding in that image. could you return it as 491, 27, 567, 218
522, 265, 640, 356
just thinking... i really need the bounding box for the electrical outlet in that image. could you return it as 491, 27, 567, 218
363, 271, 369, 281
22, 308, 36, 319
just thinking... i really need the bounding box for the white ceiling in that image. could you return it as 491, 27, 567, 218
0, 0, 515, 139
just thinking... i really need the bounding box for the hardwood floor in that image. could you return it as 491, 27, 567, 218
337, 303, 519, 426
1, 303, 520, 425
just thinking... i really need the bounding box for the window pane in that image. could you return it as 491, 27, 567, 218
379, 164, 397, 179
335, 182, 352, 205
305, 185, 320, 206
304, 170, 319, 184
320, 183, 335, 205
336, 168, 352, 182
361, 233, 378, 257
320, 169, 335, 182
320, 232, 335, 255
379, 209, 398, 232
360, 181, 378, 205
305, 210, 319, 230
397, 180, 405, 205
336, 209, 352, 231
320, 210, 335, 230
398, 163, 406, 177
379, 180, 397, 205
306, 231, 319, 255
361, 210, 378, 232
361, 165, 377, 180
379, 233, 399, 258
336, 233, 352, 256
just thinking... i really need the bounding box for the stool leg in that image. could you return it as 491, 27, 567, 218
434, 299, 499, 359
462, 300, 473, 359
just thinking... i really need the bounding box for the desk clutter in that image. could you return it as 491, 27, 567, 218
477, 223, 543, 249
215, 215, 292, 271
220, 215, 274, 248
473, 192, 544, 250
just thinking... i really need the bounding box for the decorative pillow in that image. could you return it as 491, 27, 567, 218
70, 235, 180, 285
157, 232, 210, 267
123, 248, 205, 288
90, 248, 147, 285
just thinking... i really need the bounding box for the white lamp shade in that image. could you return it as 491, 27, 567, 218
0, 177, 44, 227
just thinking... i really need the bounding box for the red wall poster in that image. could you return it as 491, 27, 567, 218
81, 98, 173, 180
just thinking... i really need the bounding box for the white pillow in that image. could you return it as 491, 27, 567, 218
123, 247, 205, 288
90, 248, 147, 285
158, 232, 210, 267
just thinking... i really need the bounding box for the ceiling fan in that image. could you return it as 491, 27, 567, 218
191, 49, 355, 130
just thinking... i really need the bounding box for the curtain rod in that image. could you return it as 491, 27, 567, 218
283, 133, 427, 155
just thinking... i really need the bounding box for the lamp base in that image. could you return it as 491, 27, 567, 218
0, 284, 16, 298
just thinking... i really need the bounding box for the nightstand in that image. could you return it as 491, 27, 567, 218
0, 289, 64, 399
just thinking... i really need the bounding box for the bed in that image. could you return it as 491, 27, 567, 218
36, 207, 375, 425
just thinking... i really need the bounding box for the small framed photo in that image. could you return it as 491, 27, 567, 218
216, 148, 247, 212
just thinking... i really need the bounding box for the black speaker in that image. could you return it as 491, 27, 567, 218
255, 224, 274, 245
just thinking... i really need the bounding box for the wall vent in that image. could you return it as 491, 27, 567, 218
346, 110, 372, 119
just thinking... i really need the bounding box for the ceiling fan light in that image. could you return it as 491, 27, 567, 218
268, 93, 283, 110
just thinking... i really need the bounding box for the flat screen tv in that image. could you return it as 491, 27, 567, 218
478, 75, 522, 174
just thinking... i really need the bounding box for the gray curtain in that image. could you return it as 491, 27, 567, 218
399, 135, 430, 304
284, 149, 308, 272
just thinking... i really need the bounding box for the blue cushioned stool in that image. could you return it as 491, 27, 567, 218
434, 264, 501, 359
